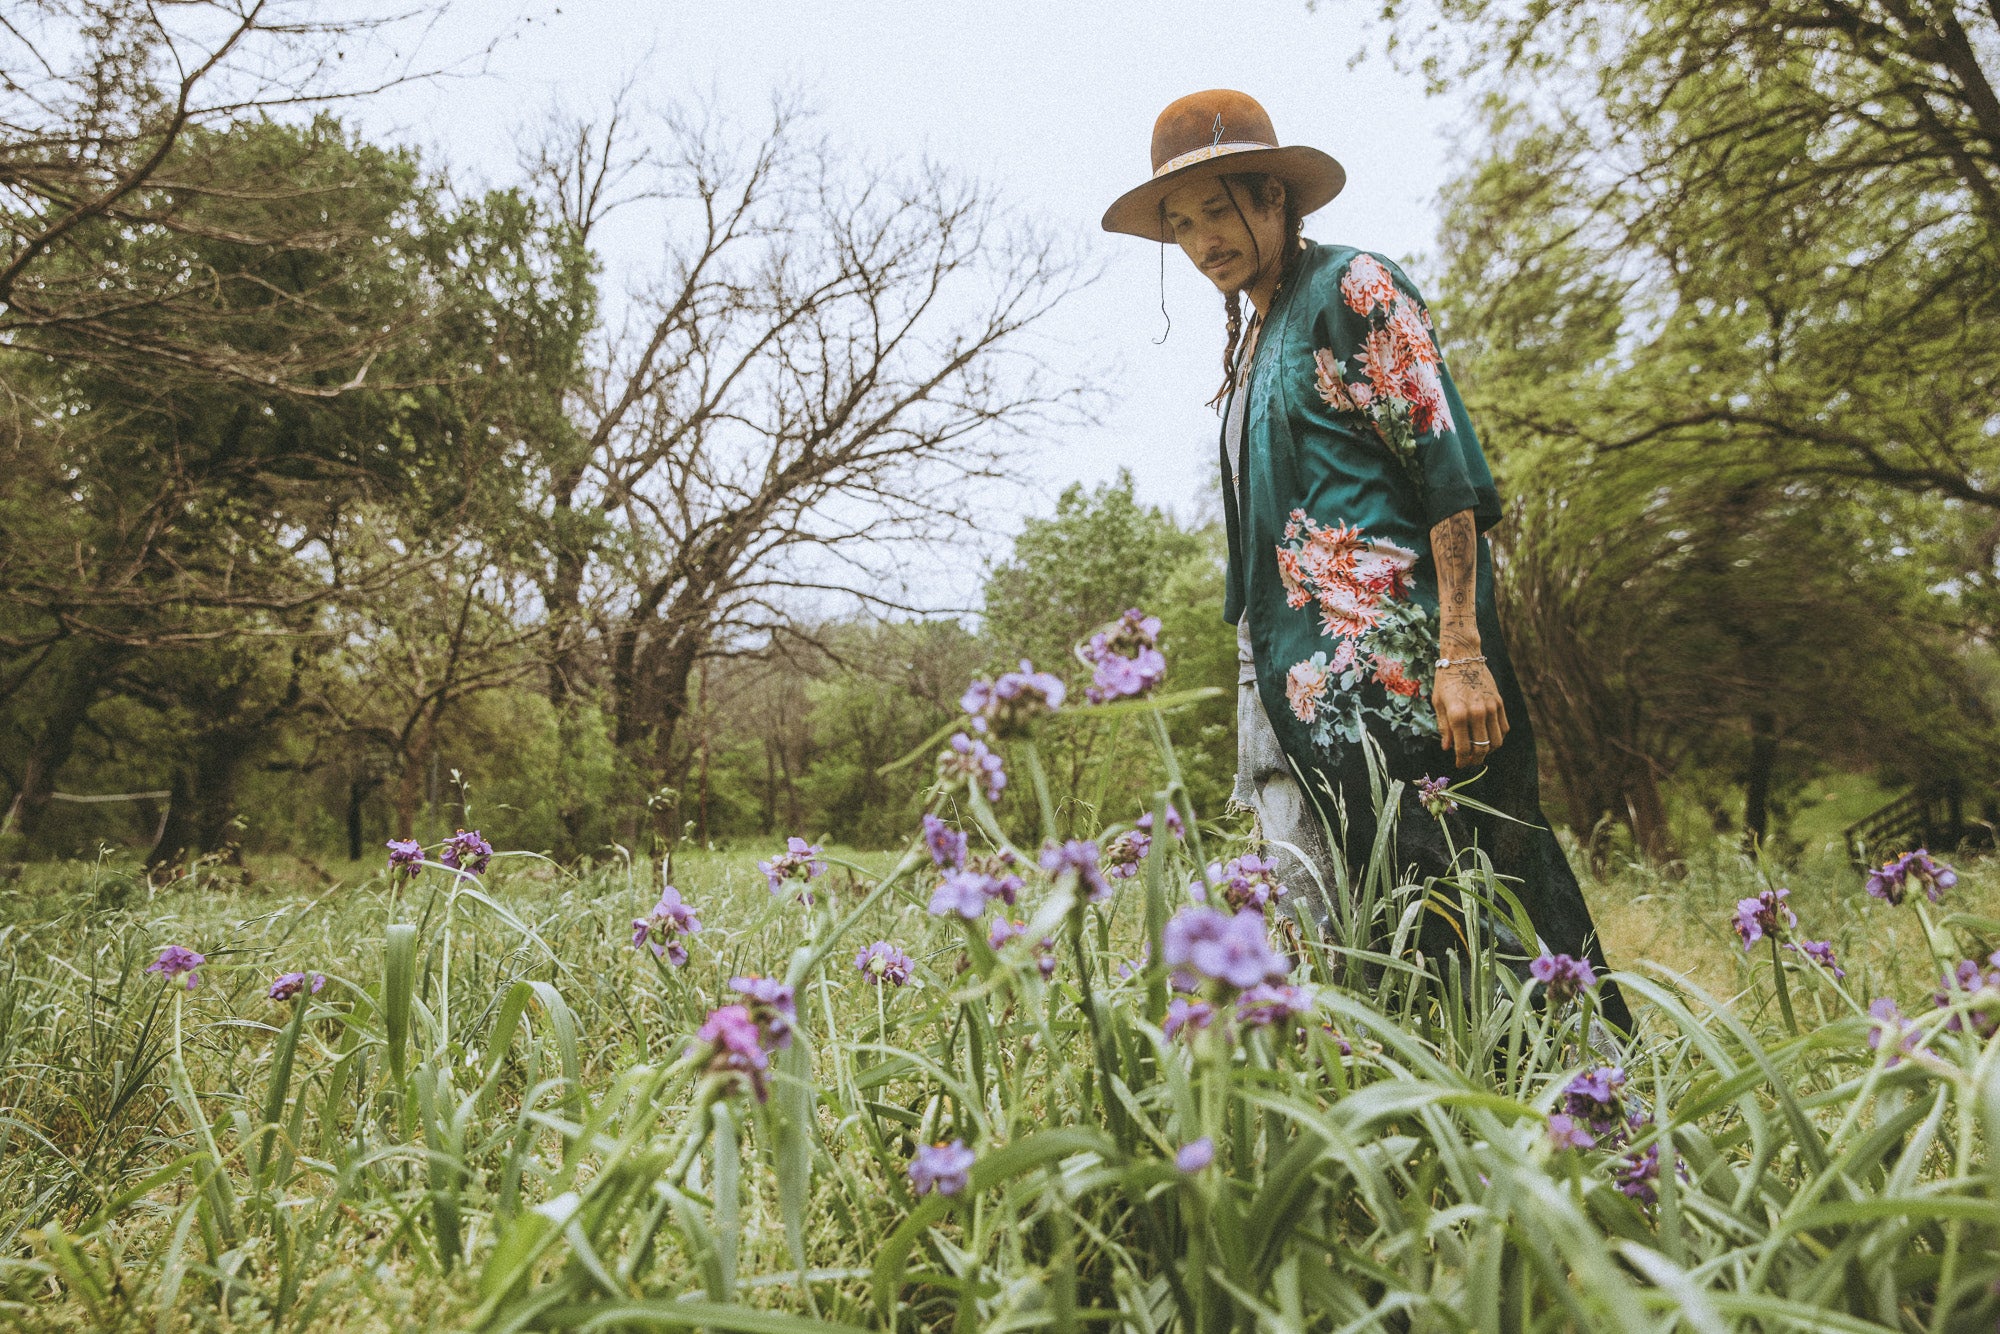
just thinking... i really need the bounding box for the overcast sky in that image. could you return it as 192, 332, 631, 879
346, 0, 1474, 602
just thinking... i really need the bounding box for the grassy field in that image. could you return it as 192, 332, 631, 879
2, 739, 1998, 1331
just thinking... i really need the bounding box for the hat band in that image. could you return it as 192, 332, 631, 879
1152, 140, 1277, 179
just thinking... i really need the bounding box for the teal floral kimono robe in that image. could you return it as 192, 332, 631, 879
1219, 239, 1627, 1029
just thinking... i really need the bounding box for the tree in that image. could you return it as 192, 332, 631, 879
519, 94, 1089, 838
1408, 68, 2000, 860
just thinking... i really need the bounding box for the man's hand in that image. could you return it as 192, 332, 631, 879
1433, 662, 1509, 769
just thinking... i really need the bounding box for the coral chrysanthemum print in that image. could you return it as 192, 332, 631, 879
1311, 253, 1449, 498
1276, 509, 1439, 748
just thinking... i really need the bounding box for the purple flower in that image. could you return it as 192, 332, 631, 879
1236, 982, 1314, 1027
962, 661, 1066, 737
908, 1139, 976, 1197
1865, 855, 1907, 905
758, 837, 826, 901
1040, 839, 1112, 904
1864, 848, 1954, 905
1785, 939, 1845, 979
1731, 887, 1795, 950
1079, 609, 1168, 705
386, 838, 423, 876
929, 868, 996, 919
1906, 849, 1958, 903
1164, 996, 1217, 1040
633, 886, 701, 967
1561, 1066, 1630, 1142
1202, 853, 1288, 914
1529, 953, 1598, 1007
1547, 1112, 1595, 1150
1161, 906, 1289, 993
694, 1004, 771, 1101
147, 945, 206, 991
730, 975, 797, 1051
922, 814, 967, 869
857, 941, 914, 987
986, 919, 1054, 976
1415, 774, 1457, 818
1175, 1137, 1215, 1172
937, 732, 1007, 802
1933, 951, 2000, 1039
1103, 828, 1152, 880
1867, 997, 1920, 1067
1135, 806, 1184, 839
440, 828, 493, 875
268, 971, 325, 1001
1615, 1137, 1661, 1204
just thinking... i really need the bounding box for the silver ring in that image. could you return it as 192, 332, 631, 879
1472, 740, 1491, 747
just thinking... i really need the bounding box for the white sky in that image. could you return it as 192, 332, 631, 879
347, 0, 1473, 604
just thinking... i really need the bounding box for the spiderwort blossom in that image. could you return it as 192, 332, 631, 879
147, 945, 205, 991
758, 837, 826, 901
929, 868, 998, 919
1731, 886, 1795, 950
632, 885, 701, 967
386, 838, 423, 876
1561, 1066, 1631, 1143
1237, 982, 1314, 1027
1040, 839, 1112, 903
694, 1004, 770, 1101
922, 814, 967, 869
1161, 907, 1289, 993
268, 971, 325, 1001
440, 828, 493, 875
1866, 848, 1957, 906
1163, 996, 1217, 1040
1867, 997, 1920, 1067
937, 732, 1007, 802
1529, 953, 1598, 1007
1202, 853, 1288, 914
1103, 828, 1151, 880
1136, 806, 1184, 839
908, 1139, 976, 1197
856, 941, 913, 987
1905, 849, 1958, 903
1415, 774, 1457, 819
1175, 1137, 1215, 1172
1786, 939, 1845, 978
1546, 1112, 1595, 1151
962, 661, 1066, 737
730, 975, 797, 1051
1615, 1136, 1662, 1204
987, 919, 1055, 977
1081, 609, 1168, 704
1933, 951, 2000, 1039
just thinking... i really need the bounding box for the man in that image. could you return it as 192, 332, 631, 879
1102, 89, 1631, 1032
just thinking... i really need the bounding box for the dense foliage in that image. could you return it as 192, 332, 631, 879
3, 668, 1999, 1330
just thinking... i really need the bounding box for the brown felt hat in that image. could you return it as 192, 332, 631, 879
1101, 89, 1346, 242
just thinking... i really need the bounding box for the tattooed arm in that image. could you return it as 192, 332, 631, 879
1429, 509, 1510, 769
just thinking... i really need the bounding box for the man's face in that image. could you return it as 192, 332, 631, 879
1161, 176, 1285, 296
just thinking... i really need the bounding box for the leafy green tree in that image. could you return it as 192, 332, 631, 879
981, 473, 1236, 830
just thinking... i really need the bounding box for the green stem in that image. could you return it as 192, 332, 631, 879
1768, 934, 1798, 1037
1022, 739, 1059, 851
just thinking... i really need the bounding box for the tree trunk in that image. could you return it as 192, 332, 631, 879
347, 776, 370, 861
4, 640, 127, 843
1742, 709, 1778, 850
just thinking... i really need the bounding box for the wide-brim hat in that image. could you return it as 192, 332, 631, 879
1101, 89, 1345, 242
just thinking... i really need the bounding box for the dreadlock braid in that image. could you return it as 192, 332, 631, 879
1207, 172, 1306, 410
1211, 289, 1244, 410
